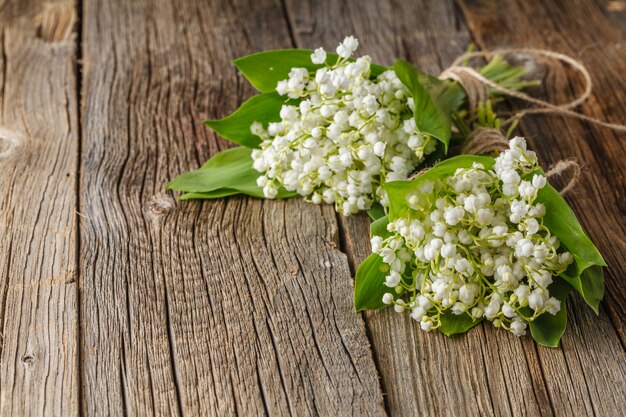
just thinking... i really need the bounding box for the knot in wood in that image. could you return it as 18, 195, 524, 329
146, 192, 175, 218
0, 127, 23, 158
21, 354, 35, 365
503, 51, 545, 80
35, 1, 75, 43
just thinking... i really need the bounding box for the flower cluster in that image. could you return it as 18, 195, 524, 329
250, 36, 437, 215
373, 137, 573, 336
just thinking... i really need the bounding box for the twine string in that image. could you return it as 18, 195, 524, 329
439, 69, 489, 114
409, 48, 617, 194
439, 48, 626, 132
545, 159, 581, 195
460, 127, 509, 155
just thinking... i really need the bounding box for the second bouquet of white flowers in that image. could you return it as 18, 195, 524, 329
167, 36, 533, 217
354, 137, 605, 347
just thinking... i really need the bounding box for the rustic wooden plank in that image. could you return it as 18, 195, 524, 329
458, 1, 626, 415
79, 0, 385, 415
0, 0, 79, 416
285, 0, 626, 416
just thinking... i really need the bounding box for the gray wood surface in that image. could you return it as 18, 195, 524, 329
0, 1, 79, 416
0, 0, 624, 416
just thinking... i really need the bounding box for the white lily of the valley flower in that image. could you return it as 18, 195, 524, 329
310, 47, 327, 64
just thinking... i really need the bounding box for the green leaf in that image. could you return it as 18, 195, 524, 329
529, 278, 572, 348
180, 189, 242, 200
354, 215, 401, 312
580, 265, 604, 315
537, 184, 606, 312
538, 185, 605, 267
367, 204, 386, 220
354, 253, 389, 312
204, 92, 287, 148
370, 215, 391, 239
166, 146, 297, 199
180, 187, 296, 200
234, 49, 387, 93
439, 312, 483, 336
394, 59, 459, 151
167, 147, 263, 196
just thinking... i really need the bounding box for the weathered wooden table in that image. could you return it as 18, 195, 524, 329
1, 0, 625, 415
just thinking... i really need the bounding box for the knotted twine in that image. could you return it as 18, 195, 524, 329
417, 48, 626, 194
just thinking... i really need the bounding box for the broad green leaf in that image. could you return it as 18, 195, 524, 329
367, 204, 386, 220
180, 189, 242, 200
529, 278, 572, 348
439, 312, 483, 336
559, 264, 604, 315
167, 146, 297, 199
204, 92, 287, 148
180, 187, 296, 200
394, 59, 458, 151
435, 82, 466, 117
370, 215, 391, 239
167, 147, 262, 196
537, 184, 606, 312
538, 185, 605, 267
234, 49, 387, 92
579, 265, 604, 315
355, 214, 392, 312
354, 253, 389, 312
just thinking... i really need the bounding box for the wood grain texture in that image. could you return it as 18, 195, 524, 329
0, 0, 79, 416
79, 0, 384, 415
0, 0, 624, 415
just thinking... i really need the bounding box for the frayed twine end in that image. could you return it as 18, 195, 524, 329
546, 158, 582, 195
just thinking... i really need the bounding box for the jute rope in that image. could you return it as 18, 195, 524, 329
439, 48, 626, 132
545, 159, 582, 195
440, 68, 489, 113
460, 127, 509, 155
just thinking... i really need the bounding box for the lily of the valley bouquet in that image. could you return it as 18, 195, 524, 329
169, 37, 605, 347
168, 37, 533, 216
355, 137, 605, 347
